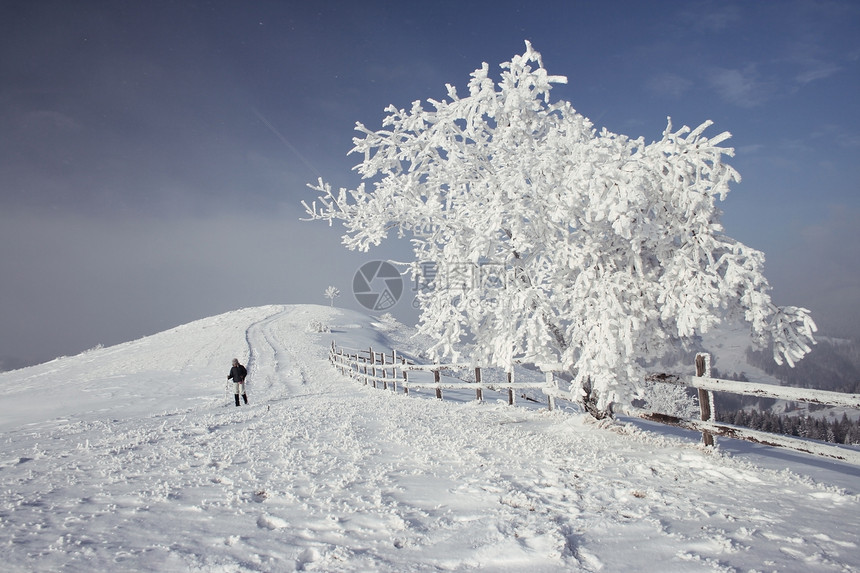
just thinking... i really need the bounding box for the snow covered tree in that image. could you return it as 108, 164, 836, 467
324, 286, 340, 307
303, 42, 816, 416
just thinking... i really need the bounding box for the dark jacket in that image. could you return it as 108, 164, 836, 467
228, 365, 247, 382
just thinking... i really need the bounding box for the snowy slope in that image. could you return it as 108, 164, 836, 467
699, 323, 784, 385
1, 305, 858, 572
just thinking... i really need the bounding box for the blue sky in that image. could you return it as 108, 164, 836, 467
1, 0, 858, 368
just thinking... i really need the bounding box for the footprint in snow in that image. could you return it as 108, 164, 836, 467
257, 514, 288, 530
298, 547, 322, 565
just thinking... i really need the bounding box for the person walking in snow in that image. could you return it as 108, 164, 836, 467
228, 358, 249, 406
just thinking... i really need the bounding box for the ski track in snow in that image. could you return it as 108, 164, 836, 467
0, 304, 858, 572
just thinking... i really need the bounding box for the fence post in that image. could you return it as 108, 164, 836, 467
369, 347, 377, 388
507, 371, 515, 406
475, 367, 483, 402
392, 350, 398, 392
434, 369, 443, 400
381, 353, 388, 390
696, 353, 715, 447
545, 371, 556, 411
402, 358, 409, 395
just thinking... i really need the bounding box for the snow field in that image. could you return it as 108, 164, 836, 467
1, 304, 858, 572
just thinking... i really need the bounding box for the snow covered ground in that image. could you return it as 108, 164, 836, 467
1, 304, 858, 572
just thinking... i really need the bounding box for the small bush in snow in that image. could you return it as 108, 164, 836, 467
307, 320, 330, 333
377, 313, 401, 328
640, 382, 699, 419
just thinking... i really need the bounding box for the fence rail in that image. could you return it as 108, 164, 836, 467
639, 353, 860, 465
330, 343, 558, 409
330, 343, 860, 465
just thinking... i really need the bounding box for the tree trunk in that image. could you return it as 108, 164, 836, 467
581, 377, 610, 420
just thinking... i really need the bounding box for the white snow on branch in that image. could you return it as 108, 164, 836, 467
304, 41, 816, 414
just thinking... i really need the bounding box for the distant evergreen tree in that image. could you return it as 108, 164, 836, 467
718, 408, 860, 445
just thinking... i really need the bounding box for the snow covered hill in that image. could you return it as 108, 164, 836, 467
1, 305, 858, 572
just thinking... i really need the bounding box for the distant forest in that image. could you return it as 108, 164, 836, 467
715, 408, 860, 445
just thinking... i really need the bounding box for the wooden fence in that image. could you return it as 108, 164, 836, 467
330, 343, 860, 465
639, 353, 860, 465
329, 343, 561, 410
